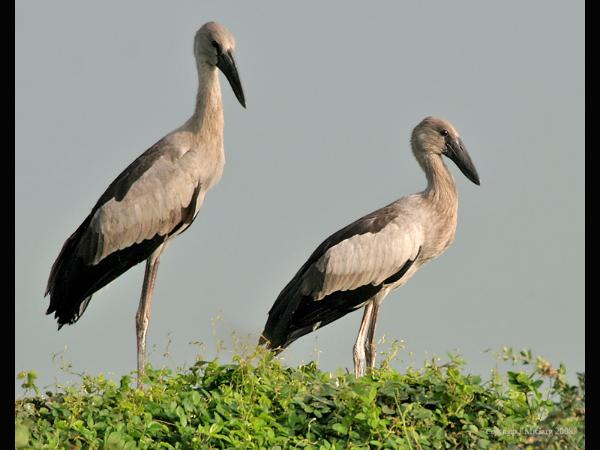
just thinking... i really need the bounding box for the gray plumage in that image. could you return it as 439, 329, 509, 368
260, 116, 480, 377
45, 22, 246, 383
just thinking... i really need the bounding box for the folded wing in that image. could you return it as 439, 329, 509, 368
261, 201, 424, 349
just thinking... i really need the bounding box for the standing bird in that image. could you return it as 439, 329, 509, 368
259, 117, 480, 376
45, 22, 246, 380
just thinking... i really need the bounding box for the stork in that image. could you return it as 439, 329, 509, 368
259, 117, 480, 377
45, 22, 246, 381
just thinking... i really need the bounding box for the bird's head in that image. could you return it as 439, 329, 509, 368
412, 116, 480, 185
194, 22, 246, 108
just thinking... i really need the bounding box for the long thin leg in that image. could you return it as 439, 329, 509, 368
353, 301, 375, 377
136, 243, 166, 386
365, 301, 381, 371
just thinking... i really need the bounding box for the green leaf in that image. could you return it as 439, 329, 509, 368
15, 423, 29, 448
191, 390, 201, 405
106, 431, 125, 449
332, 423, 348, 435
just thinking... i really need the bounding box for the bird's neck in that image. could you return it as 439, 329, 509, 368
187, 64, 224, 139
420, 154, 458, 209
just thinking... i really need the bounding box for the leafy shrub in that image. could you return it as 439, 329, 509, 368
15, 347, 584, 449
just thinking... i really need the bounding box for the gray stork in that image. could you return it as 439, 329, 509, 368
259, 117, 480, 377
45, 22, 246, 380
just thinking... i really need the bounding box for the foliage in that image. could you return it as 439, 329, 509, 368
15, 347, 584, 449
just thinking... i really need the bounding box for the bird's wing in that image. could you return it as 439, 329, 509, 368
80, 137, 203, 265
260, 199, 424, 349
304, 213, 424, 300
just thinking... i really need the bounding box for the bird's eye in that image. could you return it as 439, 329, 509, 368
211, 40, 222, 54
440, 129, 449, 137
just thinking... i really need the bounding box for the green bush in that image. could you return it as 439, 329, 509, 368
15, 347, 584, 449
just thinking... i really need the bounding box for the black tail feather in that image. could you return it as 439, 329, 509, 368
260, 280, 383, 351
46, 215, 165, 329
259, 277, 305, 351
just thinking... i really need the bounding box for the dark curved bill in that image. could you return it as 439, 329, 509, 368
216, 51, 246, 108
445, 138, 480, 185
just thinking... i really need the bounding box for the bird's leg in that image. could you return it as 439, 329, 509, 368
365, 301, 381, 372
353, 302, 374, 377
136, 243, 166, 386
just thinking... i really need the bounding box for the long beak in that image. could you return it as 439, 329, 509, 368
445, 137, 480, 185
216, 50, 246, 108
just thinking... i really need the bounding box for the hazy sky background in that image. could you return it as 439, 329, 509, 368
16, 1, 584, 395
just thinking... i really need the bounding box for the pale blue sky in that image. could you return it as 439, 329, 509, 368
16, 1, 584, 394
